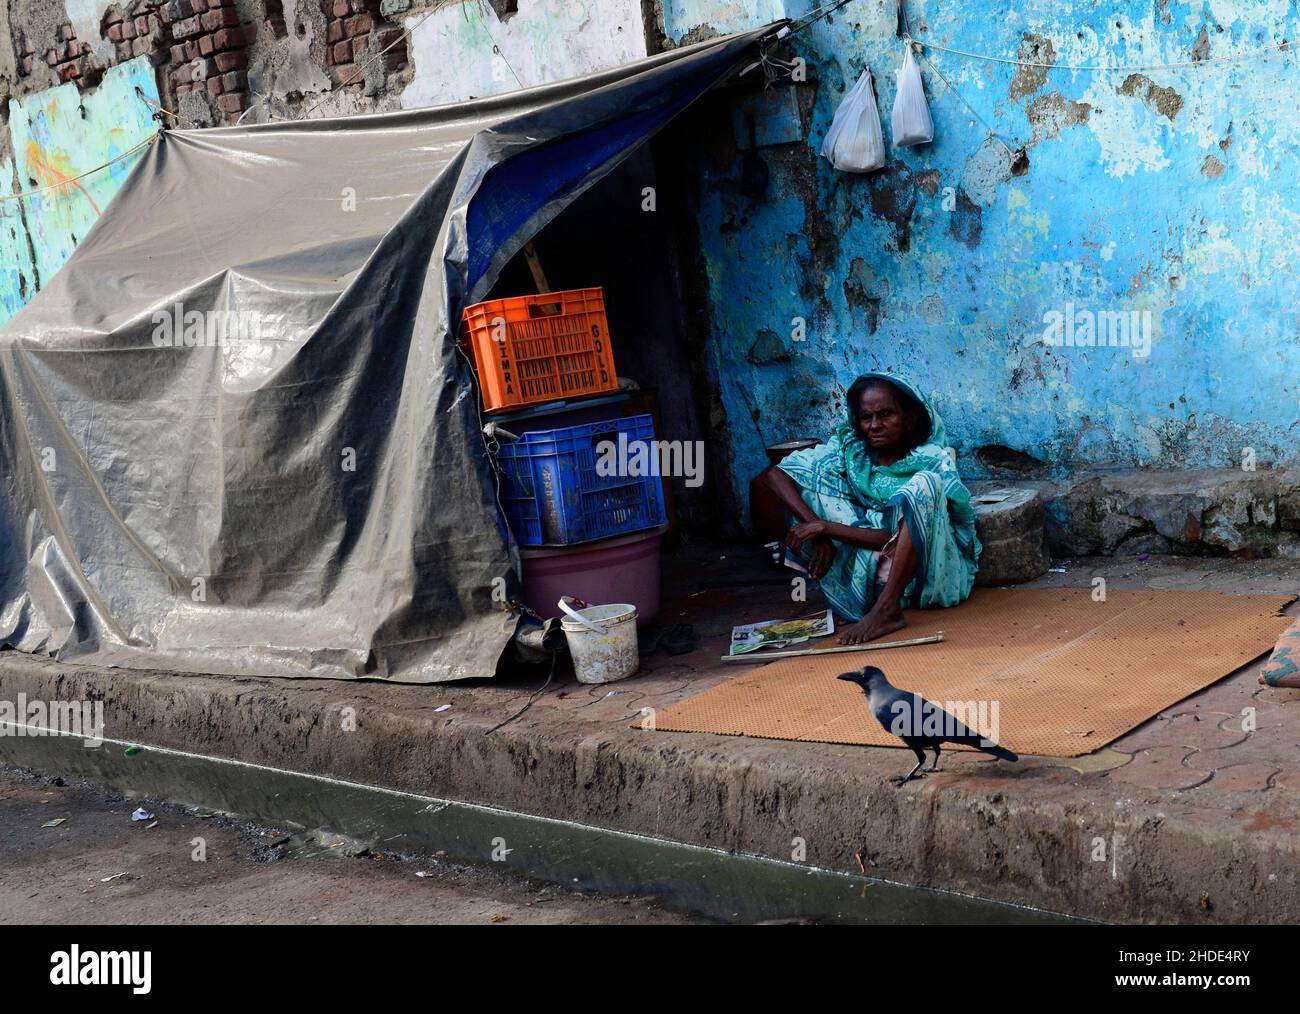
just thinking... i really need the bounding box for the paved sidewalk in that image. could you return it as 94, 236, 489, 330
2, 548, 1299, 922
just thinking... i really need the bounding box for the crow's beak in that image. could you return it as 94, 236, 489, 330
836, 673, 857, 682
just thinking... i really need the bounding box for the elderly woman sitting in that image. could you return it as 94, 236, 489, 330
761, 372, 980, 645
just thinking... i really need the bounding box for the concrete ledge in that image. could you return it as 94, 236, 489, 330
4, 553, 1300, 923
972, 467, 1300, 559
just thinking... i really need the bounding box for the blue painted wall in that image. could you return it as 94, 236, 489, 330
665, 0, 1300, 509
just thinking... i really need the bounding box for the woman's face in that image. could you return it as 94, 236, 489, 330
855, 385, 908, 451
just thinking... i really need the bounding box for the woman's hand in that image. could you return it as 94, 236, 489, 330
787, 521, 835, 579
807, 537, 835, 581
785, 519, 829, 551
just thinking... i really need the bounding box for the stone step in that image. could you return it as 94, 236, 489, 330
969, 483, 1050, 585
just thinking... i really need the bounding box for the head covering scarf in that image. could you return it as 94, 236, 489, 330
776, 372, 979, 619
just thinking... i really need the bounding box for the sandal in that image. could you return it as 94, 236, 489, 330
661, 623, 697, 656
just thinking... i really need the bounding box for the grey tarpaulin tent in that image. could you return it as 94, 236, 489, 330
0, 24, 783, 682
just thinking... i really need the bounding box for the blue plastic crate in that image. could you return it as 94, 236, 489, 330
494, 414, 668, 545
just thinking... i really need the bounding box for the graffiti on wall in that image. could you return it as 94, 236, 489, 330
0, 158, 39, 323
2, 57, 159, 325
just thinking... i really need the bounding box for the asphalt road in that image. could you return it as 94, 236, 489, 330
0, 765, 701, 925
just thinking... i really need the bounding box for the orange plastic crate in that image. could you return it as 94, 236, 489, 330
461, 287, 620, 413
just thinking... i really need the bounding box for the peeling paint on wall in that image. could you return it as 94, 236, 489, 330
667, 0, 1300, 514
400, 0, 647, 107
63, 0, 118, 43
3, 0, 1296, 518
0, 157, 39, 322
661, 0, 789, 46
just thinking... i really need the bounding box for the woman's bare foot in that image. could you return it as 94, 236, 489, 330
836, 605, 906, 645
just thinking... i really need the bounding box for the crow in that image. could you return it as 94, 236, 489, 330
837, 665, 1018, 784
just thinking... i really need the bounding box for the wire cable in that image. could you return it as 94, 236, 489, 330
788, 0, 861, 34
483, 652, 557, 735
916, 45, 1018, 158
471, 0, 523, 88
0, 133, 158, 205
134, 85, 194, 127
912, 33, 1296, 74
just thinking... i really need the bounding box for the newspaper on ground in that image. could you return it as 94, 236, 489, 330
729, 610, 835, 656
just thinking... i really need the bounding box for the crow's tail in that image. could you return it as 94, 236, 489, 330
982, 743, 1018, 762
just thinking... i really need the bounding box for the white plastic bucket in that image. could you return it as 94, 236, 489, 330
558, 598, 639, 685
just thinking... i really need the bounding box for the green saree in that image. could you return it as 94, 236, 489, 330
776, 373, 980, 620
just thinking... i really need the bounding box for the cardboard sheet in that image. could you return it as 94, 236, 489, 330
654, 589, 1293, 757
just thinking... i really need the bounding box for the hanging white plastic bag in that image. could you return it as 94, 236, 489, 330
820, 68, 886, 173
891, 43, 934, 147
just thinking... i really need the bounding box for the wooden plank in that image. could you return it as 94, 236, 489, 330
522, 242, 551, 293
720, 632, 945, 662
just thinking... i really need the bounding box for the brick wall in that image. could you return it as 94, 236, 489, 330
164, 0, 251, 117
5, 1, 413, 127
323, 0, 407, 89
16, 7, 166, 90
